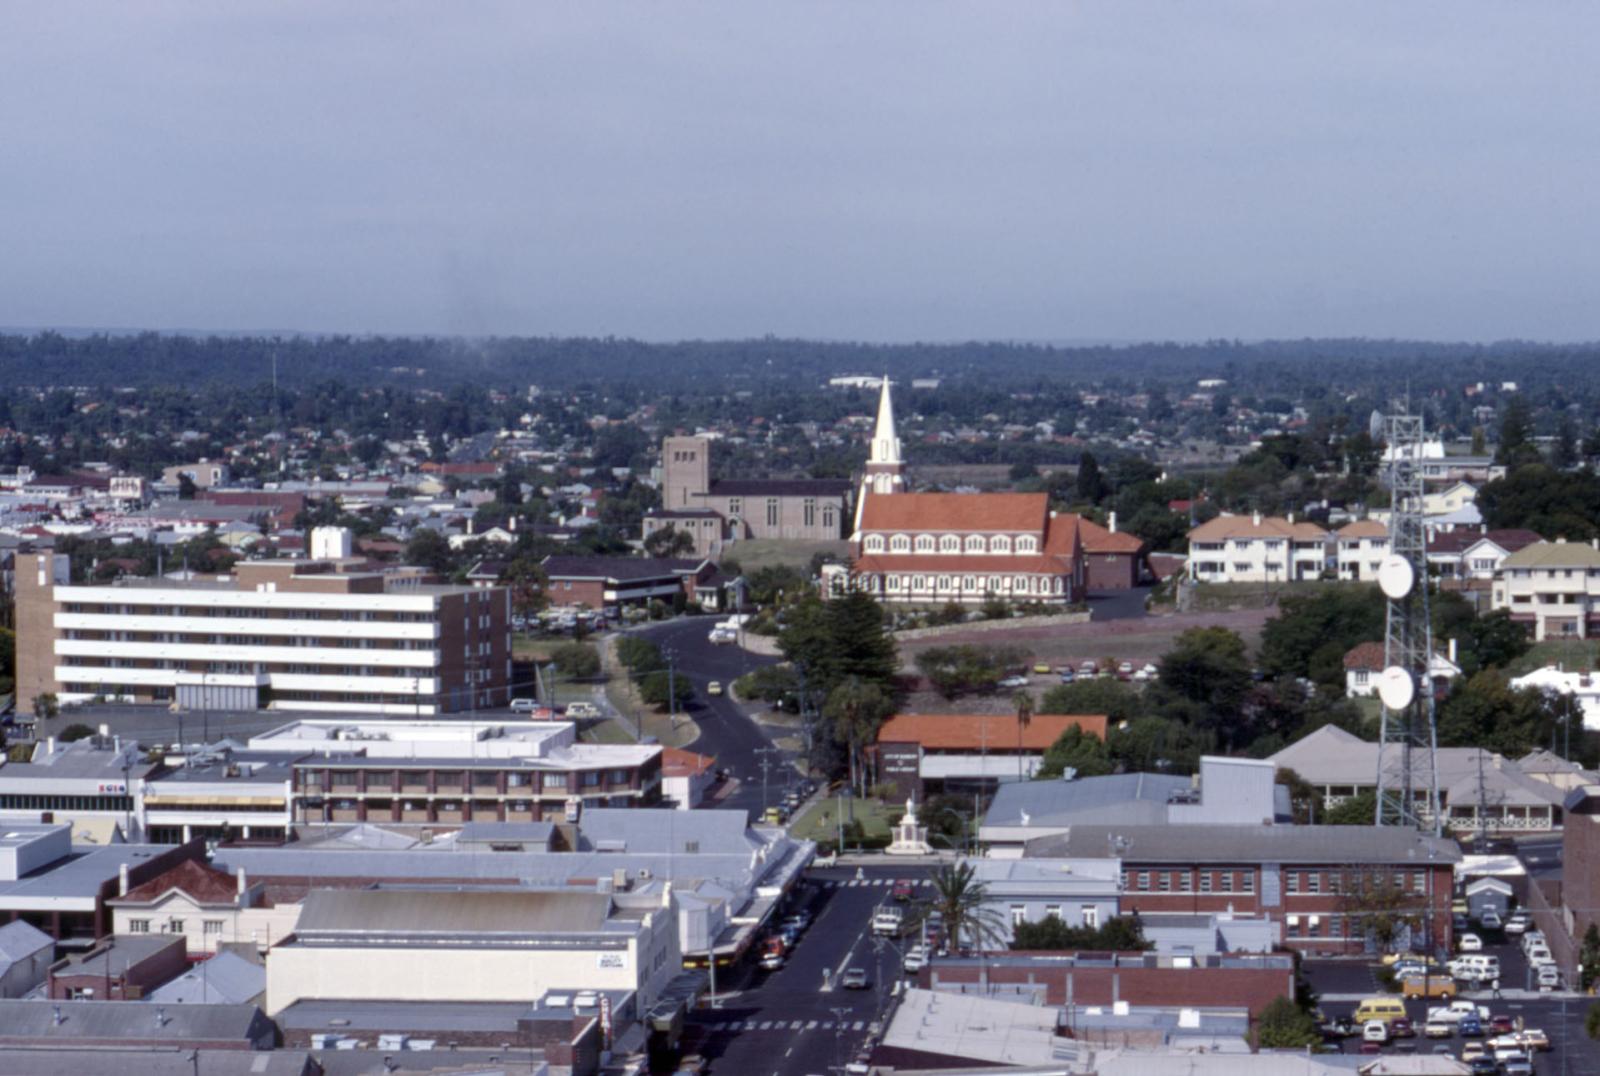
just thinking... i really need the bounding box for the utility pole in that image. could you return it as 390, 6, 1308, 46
666, 650, 677, 727
755, 746, 781, 817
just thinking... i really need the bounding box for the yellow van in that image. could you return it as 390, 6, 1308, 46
1353, 997, 1407, 1025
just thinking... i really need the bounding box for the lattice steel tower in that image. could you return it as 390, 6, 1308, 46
1373, 401, 1442, 834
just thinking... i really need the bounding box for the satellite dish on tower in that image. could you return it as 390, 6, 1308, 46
1377, 666, 1416, 711
1369, 409, 1386, 443
1377, 555, 1415, 600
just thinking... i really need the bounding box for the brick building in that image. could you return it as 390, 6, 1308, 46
643, 434, 852, 558
540, 554, 717, 611
1562, 783, 1600, 951
48, 934, 188, 1000
1024, 823, 1459, 956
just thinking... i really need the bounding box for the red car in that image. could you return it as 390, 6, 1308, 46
1389, 1017, 1415, 1039
1489, 1014, 1514, 1034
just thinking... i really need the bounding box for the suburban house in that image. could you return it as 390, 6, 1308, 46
1185, 513, 1329, 584
1334, 519, 1389, 581
1342, 641, 1461, 700
1270, 724, 1568, 833
1492, 538, 1600, 639
1428, 528, 1543, 582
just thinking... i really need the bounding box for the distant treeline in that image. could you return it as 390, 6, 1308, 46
5, 331, 1600, 396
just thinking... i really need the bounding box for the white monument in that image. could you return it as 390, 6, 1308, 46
885, 797, 933, 856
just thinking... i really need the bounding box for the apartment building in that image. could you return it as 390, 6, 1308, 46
1333, 519, 1388, 581
1492, 538, 1600, 640
15, 552, 510, 716
1185, 513, 1329, 584
248, 718, 663, 825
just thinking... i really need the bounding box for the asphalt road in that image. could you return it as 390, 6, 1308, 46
683, 864, 937, 1076
632, 618, 788, 818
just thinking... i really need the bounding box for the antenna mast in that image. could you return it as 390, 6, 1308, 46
1373, 399, 1441, 834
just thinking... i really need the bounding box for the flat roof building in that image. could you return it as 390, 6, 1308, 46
15, 552, 510, 716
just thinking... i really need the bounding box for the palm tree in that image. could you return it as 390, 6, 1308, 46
928, 861, 1006, 954
1013, 689, 1033, 782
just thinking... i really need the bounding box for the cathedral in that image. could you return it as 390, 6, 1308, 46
830, 378, 1099, 606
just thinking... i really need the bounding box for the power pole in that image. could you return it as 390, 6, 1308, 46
755, 746, 781, 816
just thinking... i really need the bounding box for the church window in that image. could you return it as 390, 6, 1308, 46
963, 576, 975, 590
965, 535, 985, 553
992, 535, 1012, 554
1017, 535, 1038, 553
913, 576, 925, 589
823, 506, 835, 529
914, 535, 936, 553
728, 498, 742, 518
939, 535, 960, 553
887, 575, 901, 590
804, 499, 816, 527
766, 499, 779, 527
938, 576, 950, 590
1016, 576, 1027, 590
890, 534, 911, 553
865, 535, 885, 554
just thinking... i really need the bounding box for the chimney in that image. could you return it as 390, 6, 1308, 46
467, 517, 475, 536
46, 737, 55, 756
1287, 511, 1295, 524
1252, 510, 1262, 527
119, 863, 130, 896
1108, 511, 1118, 534
237, 867, 248, 900
1448, 638, 1458, 664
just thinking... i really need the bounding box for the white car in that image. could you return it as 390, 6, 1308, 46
563, 701, 601, 719
1362, 1020, 1389, 1044
1503, 913, 1530, 936
1479, 908, 1502, 929
1457, 932, 1483, 952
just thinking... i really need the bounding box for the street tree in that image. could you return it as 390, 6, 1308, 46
927, 861, 1006, 953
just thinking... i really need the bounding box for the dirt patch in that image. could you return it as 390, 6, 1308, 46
893, 606, 1276, 673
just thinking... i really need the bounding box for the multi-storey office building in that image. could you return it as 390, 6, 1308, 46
15, 553, 510, 715
248, 719, 663, 825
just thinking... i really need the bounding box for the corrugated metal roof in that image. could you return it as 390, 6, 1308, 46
295, 888, 614, 936
1025, 823, 1460, 865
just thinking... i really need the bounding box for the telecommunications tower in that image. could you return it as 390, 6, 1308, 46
1372, 400, 1441, 834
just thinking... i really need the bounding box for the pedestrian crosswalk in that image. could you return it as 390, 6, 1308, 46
700, 1019, 868, 1033
817, 878, 932, 889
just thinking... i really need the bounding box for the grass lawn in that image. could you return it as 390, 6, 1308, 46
723, 538, 849, 572
1185, 579, 1352, 612
790, 796, 899, 844
1505, 638, 1600, 677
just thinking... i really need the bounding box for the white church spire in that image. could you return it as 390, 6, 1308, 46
871, 374, 902, 467
862, 374, 905, 497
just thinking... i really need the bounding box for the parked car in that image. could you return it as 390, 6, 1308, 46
1078, 661, 1098, 676
759, 951, 784, 971
1457, 1015, 1484, 1038
1389, 1017, 1415, 1039
1479, 908, 1502, 929
1116, 661, 1134, 679
1032, 663, 1052, 675
1457, 932, 1482, 952
1056, 668, 1076, 683
1503, 911, 1530, 936
997, 675, 1030, 689
1422, 1018, 1454, 1039
1319, 1015, 1358, 1040
564, 701, 601, 719
1488, 1014, 1514, 1035
841, 967, 870, 989
1362, 1020, 1389, 1044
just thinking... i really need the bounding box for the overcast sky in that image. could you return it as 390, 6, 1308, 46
2, 2, 1597, 343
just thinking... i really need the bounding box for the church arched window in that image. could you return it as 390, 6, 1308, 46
991, 535, 1012, 554
1017, 535, 1038, 553
939, 535, 960, 553
914, 534, 936, 553
965, 535, 985, 553
864, 535, 885, 554
890, 534, 911, 553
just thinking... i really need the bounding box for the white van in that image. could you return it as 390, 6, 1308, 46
1536, 964, 1561, 990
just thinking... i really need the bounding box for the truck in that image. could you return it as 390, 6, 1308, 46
872, 904, 905, 937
